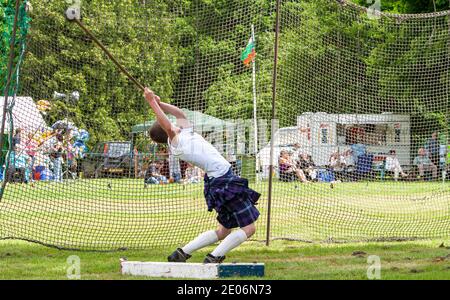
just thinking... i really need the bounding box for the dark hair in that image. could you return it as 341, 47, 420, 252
389, 149, 396, 155
149, 122, 168, 144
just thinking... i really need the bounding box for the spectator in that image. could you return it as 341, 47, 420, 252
10, 128, 22, 167
66, 142, 77, 179
184, 163, 203, 184
278, 150, 308, 183
25, 132, 38, 182
297, 153, 317, 181
426, 132, 440, 172
414, 148, 437, 179
12, 128, 22, 150
169, 152, 182, 183
329, 152, 343, 170
52, 134, 64, 183
341, 150, 356, 169
8, 149, 30, 184
329, 151, 345, 180
351, 139, 366, 164
385, 150, 407, 181
291, 143, 302, 160
144, 161, 168, 185
7, 130, 28, 184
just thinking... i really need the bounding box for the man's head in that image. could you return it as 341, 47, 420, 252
418, 148, 426, 156
432, 132, 438, 139
149, 122, 168, 144
280, 150, 289, 158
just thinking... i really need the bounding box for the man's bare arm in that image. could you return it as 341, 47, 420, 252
144, 88, 179, 141
157, 101, 192, 128
157, 102, 186, 119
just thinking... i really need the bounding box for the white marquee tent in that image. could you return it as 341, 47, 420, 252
0, 96, 47, 133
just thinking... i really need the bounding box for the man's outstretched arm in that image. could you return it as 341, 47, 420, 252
158, 102, 186, 119
144, 88, 178, 141
157, 101, 192, 129
156, 96, 192, 128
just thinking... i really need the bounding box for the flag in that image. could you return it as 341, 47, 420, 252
241, 36, 256, 67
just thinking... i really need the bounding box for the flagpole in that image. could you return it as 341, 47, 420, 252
251, 24, 259, 181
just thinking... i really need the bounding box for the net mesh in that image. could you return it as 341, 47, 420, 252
0, 0, 448, 250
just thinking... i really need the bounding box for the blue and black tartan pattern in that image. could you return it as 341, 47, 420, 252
204, 168, 261, 229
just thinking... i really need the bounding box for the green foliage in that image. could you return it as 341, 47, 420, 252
20, 0, 184, 146
352, 0, 450, 14
1, 0, 448, 147
276, 0, 449, 142
1, 0, 30, 94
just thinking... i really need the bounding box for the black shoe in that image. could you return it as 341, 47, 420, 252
203, 253, 226, 264
168, 248, 191, 263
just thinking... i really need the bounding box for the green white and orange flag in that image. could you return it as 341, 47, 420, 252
241, 36, 256, 67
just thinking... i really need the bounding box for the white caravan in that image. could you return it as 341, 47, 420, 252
257, 112, 411, 179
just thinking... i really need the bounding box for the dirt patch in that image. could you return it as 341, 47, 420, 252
410, 268, 424, 274
352, 251, 367, 257
432, 254, 450, 263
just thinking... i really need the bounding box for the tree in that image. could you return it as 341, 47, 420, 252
352, 0, 450, 14
20, 0, 184, 146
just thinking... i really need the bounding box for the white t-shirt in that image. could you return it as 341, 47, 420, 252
385, 156, 400, 171
169, 127, 231, 178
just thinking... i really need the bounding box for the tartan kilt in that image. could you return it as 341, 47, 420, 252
204, 168, 261, 229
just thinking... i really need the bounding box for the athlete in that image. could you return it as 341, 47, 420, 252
143, 88, 260, 264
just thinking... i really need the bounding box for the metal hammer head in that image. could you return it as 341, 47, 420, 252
65, 7, 81, 21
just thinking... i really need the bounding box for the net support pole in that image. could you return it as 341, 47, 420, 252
251, 24, 259, 181
0, 0, 22, 177
266, 0, 282, 246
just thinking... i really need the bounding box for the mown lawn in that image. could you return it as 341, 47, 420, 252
0, 180, 448, 250
0, 179, 449, 279
0, 239, 449, 280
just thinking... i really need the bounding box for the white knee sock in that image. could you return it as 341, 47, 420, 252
211, 229, 248, 257
182, 230, 219, 255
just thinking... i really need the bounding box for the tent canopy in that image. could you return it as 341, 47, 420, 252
132, 109, 235, 134
0, 96, 48, 133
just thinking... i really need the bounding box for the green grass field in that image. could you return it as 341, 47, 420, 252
0, 179, 449, 279
0, 239, 449, 280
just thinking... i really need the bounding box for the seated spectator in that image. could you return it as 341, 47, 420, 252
329, 151, 345, 181
297, 153, 317, 181
385, 150, 407, 181
184, 163, 203, 184
342, 149, 356, 168
413, 148, 437, 179
144, 161, 168, 185
330, 152, 343, 170
278, 150, 308, 183
8, 143, 30, 184
169, 152, 182, 183
291, 143, 302, 160
351, 142, 366, 165
10, 128, 22, 166
333, 150, 356, 181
